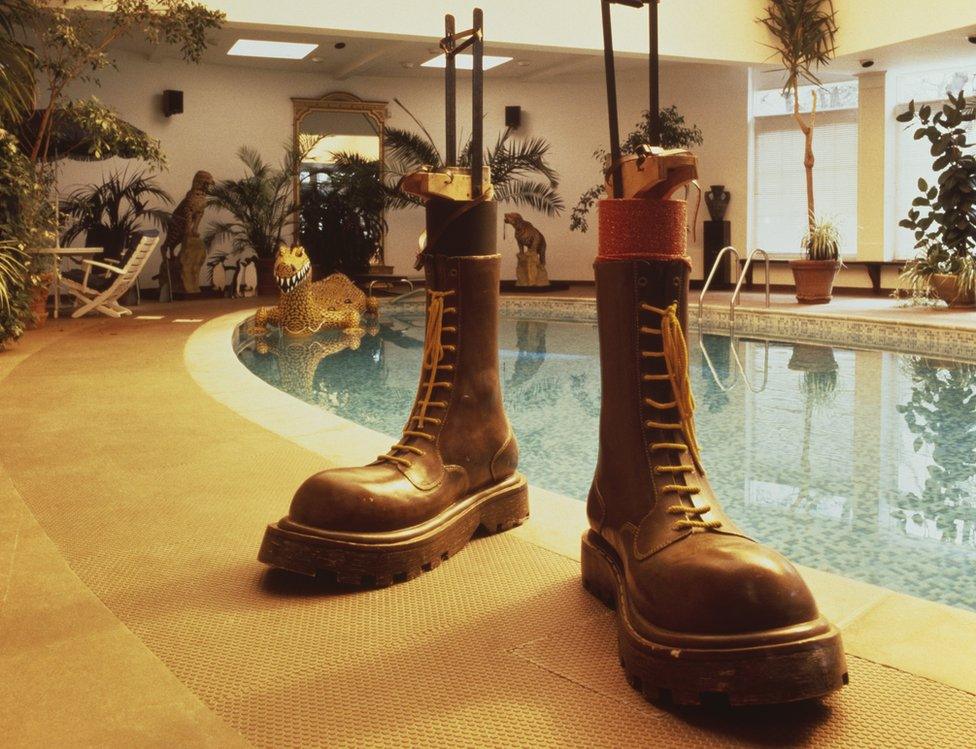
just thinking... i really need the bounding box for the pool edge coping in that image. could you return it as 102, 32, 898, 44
184, 307, 976, 697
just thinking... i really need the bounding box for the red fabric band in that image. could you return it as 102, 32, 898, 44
597, 198, 688, 262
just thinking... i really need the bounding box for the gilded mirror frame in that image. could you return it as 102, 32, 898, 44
292, 91, 389, 263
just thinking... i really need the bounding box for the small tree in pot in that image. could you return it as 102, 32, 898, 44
759, 0, 841, 303
896, 92, 976, 308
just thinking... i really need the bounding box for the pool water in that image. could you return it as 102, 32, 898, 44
239, 305, 976, 612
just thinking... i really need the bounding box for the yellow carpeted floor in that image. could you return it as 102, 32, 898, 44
2, 300, 975, 748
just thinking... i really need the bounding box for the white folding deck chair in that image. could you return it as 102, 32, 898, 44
61, 230, 160, 318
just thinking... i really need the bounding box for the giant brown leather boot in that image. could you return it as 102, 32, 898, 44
581, 199, 848, 706
258, 247, 527, 585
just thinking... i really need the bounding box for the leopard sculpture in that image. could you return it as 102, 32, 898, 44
252, 244, 378, 337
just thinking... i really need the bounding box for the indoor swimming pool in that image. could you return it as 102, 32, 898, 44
238, 303, 976, 612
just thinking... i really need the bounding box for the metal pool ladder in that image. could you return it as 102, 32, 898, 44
697, 246, 771, 327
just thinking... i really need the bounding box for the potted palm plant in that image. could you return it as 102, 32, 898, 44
896, 92, 976, 308
204, 146, 301, 295
384, 102, 563, 218
759, 0, 841, 303
61, 169, 172, 262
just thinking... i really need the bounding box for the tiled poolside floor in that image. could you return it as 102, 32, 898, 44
1, 296, 975, 747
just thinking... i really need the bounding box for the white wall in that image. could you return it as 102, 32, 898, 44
58, 50, 750, 286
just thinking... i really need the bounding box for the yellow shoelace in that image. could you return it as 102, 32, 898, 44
380, 290, 457, 468
641, 302, 720, 531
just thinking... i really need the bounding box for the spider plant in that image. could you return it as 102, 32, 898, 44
0, 0, 35, 126
383, 100, 563, 217
61, 169, 172, 262
204, 145, 301, 259
759, 0, 839, 236
802, 215, 841, 261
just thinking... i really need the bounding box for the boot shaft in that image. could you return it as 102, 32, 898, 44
397, 252, 514, 491
589, 257, 691, 531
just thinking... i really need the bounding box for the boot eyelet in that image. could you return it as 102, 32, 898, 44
637, 277, 648, 287
449, 268, 458, 277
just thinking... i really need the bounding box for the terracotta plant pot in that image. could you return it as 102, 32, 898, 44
27, 273, 54, 329
256, 257, 278, 296
790, 259, 841, 304
929, 273, 976, 308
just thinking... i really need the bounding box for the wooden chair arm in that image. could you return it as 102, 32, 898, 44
83, 259, 125, 275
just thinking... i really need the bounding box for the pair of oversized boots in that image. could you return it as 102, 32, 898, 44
258, 199, 847, 706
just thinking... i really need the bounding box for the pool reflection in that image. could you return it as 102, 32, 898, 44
238, 311, 976, 611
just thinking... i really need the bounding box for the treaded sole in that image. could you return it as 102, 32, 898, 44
257, 474, 529, 586
581, 530, 849, 707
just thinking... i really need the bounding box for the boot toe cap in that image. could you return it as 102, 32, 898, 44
287, 466, 419, 534
637, 534, 819, 636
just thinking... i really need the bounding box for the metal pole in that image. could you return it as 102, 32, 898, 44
471, 8, 484, 198
444, 14, 457, 166
601, 0, 623, 199
648, 0, 661, 146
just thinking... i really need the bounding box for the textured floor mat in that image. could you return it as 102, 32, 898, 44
3, 318, 976, 748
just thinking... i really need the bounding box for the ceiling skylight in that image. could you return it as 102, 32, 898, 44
421, 54, 513, 70
227, 39, 318, 60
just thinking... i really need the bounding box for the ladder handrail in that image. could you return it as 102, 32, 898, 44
698, 336, 739, 393
730, 248, 771, 327
729, 337, 770, 393
698, 245, 740, 325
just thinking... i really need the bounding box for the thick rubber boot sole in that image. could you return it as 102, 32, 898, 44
258, 473, 529, 586
581, 530, 849, 707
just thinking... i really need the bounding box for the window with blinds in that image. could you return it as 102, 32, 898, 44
892, 66, 976, 259
752, 82, 859, 256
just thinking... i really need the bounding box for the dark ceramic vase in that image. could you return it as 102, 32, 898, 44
705, 184, 731, 222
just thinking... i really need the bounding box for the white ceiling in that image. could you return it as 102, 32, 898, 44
123, 9, 976, 85
129, 22, 671, 82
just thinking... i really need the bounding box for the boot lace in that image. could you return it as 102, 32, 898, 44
380, 289, 457, 468
641, 302, 721, 531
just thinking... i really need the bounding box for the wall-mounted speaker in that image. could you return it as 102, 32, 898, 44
163, 89, 184, 117
505, 105, 521, 129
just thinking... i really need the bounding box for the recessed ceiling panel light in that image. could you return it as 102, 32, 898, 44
228, 39, 318, 60
421, 53, 513, 70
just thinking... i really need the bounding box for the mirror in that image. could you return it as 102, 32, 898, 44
292, 92, 388, 269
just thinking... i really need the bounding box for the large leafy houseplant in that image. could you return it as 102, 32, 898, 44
300, 153, 387, 276
61, 169, 172, 262
759, 0, 841, 303
569, 106, 703, 233
897, 91, 976, 307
